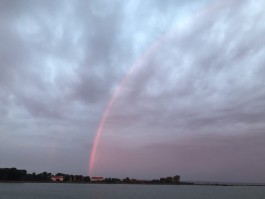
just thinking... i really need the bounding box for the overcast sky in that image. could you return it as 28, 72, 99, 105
0, 0, 265, 183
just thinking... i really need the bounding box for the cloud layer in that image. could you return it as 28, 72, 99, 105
0, 0, 265, 182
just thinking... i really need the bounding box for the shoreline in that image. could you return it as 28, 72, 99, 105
1, 181, 264, 187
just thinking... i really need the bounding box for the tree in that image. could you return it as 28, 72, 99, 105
123, 177, 130, 183
160, 178, 166, 183
84, 176, 90, 182
63, 175, 70, 182
173, 175, 180, 183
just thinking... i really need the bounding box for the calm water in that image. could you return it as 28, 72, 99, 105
0, 183, 264, 199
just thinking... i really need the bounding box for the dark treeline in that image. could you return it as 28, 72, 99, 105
0, 167, 182, 184
54, 173, 91, 182
0, 168, 90, 182
0, 168, 51, 181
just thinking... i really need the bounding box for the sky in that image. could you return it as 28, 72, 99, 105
0, 0, 265, 183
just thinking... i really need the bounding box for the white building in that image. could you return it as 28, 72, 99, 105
51, 176, 64, 182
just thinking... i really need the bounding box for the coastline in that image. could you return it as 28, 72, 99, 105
1, 181, 264, 187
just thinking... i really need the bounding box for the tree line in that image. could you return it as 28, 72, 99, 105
0, 168, 51, 181
0, 168, 90, 182
0, 167, 181, 184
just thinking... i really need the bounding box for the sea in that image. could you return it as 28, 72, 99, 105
0, 183, 264, 199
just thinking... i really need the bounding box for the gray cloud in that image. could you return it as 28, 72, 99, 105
97, 0, 265, 181
104, 0, 265, 137
97, 132, 265, 183
0, 0, 264, 182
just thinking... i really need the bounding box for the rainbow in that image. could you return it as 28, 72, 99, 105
88, 0, 234, 175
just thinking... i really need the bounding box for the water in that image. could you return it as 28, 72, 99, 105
0, 183, 264, 199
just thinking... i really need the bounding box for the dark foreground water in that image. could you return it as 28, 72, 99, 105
0, 183, 264, 199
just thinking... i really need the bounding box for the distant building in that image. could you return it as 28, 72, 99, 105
51, 176, 64, 182
91, 176, 104, 182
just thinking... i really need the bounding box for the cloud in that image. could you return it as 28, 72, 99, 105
95, 0, 265, 181
0, 0, 264, 182
96, 132, 265, 182
103, 0, 265, 139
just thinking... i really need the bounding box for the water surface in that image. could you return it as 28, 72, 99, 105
0, 183, 264, 199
